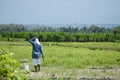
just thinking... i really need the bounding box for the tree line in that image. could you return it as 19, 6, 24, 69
0, 24, 27, 32
0, 24, 120, 42
0, 24, 120, 34
1, 32, 120, 42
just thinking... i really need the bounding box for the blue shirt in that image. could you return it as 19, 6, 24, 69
28, 38, 43, 58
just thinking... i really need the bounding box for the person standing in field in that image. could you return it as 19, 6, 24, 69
28, 37, 44, 72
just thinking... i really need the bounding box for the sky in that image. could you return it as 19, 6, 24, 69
0, 0, 120, 24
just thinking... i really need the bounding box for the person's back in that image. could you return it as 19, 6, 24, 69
28, 37, 44, 72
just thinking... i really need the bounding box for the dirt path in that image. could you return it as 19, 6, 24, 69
27, 67, 120, 80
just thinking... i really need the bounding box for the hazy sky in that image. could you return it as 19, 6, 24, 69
0, 0, 120, 24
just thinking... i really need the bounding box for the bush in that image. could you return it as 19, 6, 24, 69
0, 49, 27, 80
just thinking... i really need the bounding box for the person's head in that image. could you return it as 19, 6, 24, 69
34, 37, 41, 45
32, 36, 37, 41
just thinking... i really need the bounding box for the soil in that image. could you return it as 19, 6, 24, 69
27, 66, 120, 80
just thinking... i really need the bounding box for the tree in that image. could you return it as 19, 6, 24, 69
113, 26, 120, 34
89, 25, 100, 33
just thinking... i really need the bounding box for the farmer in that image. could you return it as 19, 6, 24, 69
28, 37, 44, 72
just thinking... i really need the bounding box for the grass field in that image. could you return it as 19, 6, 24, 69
0, 41, 120, 79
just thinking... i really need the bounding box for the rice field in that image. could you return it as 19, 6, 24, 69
0, 41, 120, 79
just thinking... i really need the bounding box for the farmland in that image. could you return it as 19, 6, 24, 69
0, 41, 120, 79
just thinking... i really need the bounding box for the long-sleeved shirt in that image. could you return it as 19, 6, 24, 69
28, 38, 44, 58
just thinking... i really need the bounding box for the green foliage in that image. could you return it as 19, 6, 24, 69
1, 41, 120, 69
55, 42, 120, 52
1, 32, 120, 42
0, 49, 28, 80
0, 24, 120, 42
43, 45, 120, 68
0, 49, 17, 78
113, 26, 120, 34
0, 41, 120, 79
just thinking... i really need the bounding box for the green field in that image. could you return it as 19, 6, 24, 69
0, 41, 120, 79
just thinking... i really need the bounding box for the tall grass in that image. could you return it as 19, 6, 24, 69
43, 45, 120, 68
0, 41, 120, 69
54, 42, 120, 52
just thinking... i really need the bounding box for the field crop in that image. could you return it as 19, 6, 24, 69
0, 41, 120, 79
0, 41, 120, 68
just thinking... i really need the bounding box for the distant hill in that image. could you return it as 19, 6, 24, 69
24, 24, 120, 29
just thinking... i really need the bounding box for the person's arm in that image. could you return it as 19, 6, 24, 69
40, 46, 44, 61
28, 38, 34, 44
42, 54, 44, 62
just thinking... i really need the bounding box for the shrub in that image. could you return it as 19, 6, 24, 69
0, 49, 27, 80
